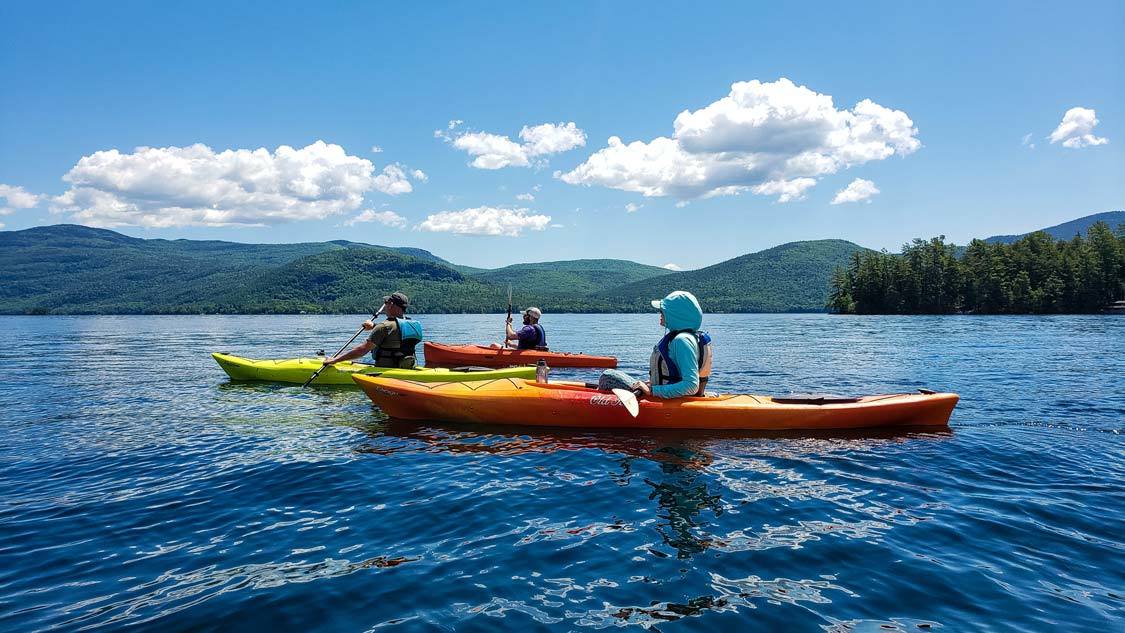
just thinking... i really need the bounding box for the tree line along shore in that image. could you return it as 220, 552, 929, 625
828, 222, 1125, 315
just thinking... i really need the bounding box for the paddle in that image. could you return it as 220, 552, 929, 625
586, 382, 641, 418
302, 305, 384, 388
506, 284, 515, 348
613, 388, 641, 417
501, 284, 515, 348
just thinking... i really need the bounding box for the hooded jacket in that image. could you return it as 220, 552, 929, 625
649, 291, 704, 399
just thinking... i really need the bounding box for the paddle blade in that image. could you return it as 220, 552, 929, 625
612, 388, 640, 418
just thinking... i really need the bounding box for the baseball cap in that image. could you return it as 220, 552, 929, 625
383, 291, 410, 308
523, 307, 542, 319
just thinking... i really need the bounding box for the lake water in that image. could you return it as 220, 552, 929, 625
0, 314, 1122, 632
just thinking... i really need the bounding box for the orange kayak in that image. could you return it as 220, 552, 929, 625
352, 375, 958, 431
422, 342, 618, 369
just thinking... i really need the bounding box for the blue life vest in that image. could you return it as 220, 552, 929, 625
397, 318, 423, 354
517, 323, 547, 350
651, 330, 712, 396
373, 317, 423, 364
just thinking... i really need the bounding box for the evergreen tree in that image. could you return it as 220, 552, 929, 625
829, 223, 1124, 314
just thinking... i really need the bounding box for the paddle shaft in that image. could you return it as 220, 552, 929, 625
301, 306, 384, 387
504, 284, 512, 348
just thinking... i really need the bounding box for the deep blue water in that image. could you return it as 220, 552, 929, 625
0, 314, 1122, 632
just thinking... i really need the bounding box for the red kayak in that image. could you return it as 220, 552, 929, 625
423, 341, 618, 369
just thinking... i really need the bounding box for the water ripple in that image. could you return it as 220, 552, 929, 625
0, 314, 1122, 631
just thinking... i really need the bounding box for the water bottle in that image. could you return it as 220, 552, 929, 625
535, 359, 549, 384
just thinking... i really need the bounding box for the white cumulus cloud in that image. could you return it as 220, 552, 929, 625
1049, 107, 1109, 148
370, 145, 384, 153
48, 141, 421, 228
453, 132, 531, 169
372, 164, 414, 195
446, 122, 586, 169
559, 78, 919, 202
831, 178, 880, 204
417, 206, 552, 237
412, 169, 428, 182
0, 183, 43, 215
516, 192, 535, 201
345, 209, 407, 228
625, 202, 643, 213
751, 178, 817, 203
661, 263, 682, 271
519, 122, 587, 156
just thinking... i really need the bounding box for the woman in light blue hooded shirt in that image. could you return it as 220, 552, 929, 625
599, 290, 712, 399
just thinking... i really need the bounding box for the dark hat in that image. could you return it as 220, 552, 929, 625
383, 291, 410, 308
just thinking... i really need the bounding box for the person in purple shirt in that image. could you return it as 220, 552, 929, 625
505, 307, 547, 349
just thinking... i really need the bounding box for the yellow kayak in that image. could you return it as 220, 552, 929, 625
212, 352, 536, 386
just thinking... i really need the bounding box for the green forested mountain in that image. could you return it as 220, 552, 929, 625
470, 259, 672, 300
6, 216, 1118, 315
983, 211, 1125, 244
202, 248, 505, 314
0, 224, 453, 314
1, 225, 863, 314
596, 240, 869, 312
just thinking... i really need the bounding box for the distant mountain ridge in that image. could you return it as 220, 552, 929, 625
0, 224, 860, 314
983, 211, 1125, 244
596, 240, 869, 312
471, 259, 673, 304
1, 212, 1116, 314
0, 224, 457, 314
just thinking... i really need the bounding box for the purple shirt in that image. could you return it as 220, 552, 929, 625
515, 323, 545, 349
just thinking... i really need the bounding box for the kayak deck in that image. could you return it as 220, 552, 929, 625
212, 353, 535, 386
423, 342, 618, 369
352, 375, 959, 431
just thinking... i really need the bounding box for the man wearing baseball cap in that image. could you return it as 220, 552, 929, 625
322, 291, 424, 368
505, 306, 547, 350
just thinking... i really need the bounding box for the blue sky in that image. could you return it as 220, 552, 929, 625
1, 1, 1122, 269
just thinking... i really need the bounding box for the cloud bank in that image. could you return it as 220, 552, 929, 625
559, 78, 919, 202
49, 141, 425, 228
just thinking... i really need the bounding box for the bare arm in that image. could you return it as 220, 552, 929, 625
325, 340, 374, 365
504, 316, 520, 346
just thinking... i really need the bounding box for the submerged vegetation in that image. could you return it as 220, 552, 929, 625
829, 222, 1125, 314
